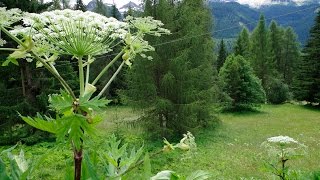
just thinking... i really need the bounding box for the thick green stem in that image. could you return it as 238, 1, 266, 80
0, 26, 76, 100
92, 48, 126, 86
97, 61, 125, 98
78, 56, 85, 97
85, 62, 90, 86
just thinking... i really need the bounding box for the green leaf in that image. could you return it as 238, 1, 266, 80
20, 114, 57, 134
48, 90, 74, 114
0, 157, 10, 180
79, 96, 111, 113
151, 170, 180, 180
2, 57, 18, 66
186, 170, 211, 180
55, 115, 96, 150
143, 153, 152, 179
82, 152, 100, 180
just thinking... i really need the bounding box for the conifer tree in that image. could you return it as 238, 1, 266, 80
294, 11, 320, 103
268, 20, 283, 74
62, 0, 70, 9
217, 39, 228, 71
52, 0, 62, 10
281, 27, 300, 85
250, 14, 273, 88
234, 27, 250, 58
94, 0, 107, 16
75, 0, 86, 11
219, 55, 266, 110
125, 0, 217, 136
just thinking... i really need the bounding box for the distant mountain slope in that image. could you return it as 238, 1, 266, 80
210, 1, 319, 44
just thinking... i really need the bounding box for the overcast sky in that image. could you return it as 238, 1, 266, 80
44, 0, 142, 8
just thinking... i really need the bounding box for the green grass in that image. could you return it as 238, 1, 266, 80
149, 104, 320, 179
1, 104, 319, 179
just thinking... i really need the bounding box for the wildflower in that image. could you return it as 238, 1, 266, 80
0, 7, 22, 27
267, 136, 298, 144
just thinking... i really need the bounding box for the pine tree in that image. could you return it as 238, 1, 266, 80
281, 27, 300, 85
294, 12, 320, 103
111, 4, 121, 20
75, 0, 86, 11
94, 0, 107, 16
234, 27, 250, 58
268, 20, 283, 74
217, 39, 228, 71
125, 0, 217, 137
62, 0, 70, 9
51, 0, 62, 10
219, 55, 266, 110
250, 14, 273, 88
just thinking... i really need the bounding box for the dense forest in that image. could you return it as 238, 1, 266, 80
0, 0, 320, 179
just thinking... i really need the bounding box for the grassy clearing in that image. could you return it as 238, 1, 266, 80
148, 104, 320, 179
0, 104, 319, 179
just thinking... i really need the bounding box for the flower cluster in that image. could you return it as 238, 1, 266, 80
0, 7, 22, 27
267, 136, 298, 144
261, 135, 307, 161
11, 9, 128, 58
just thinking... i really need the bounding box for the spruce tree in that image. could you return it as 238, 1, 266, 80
250, 14, 274, 88
94, 0, 107, 16
234, 27, 250, 58
75, 0, 86, 11
282, 27, 300, 85
219, 55, 266, 110
51, 0, 62, 10
217, 39, 228, 71
294, 12, 320, 103
268, 20, 283, 74
125, 0, 217, 137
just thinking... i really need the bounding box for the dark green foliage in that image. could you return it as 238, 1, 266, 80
250, 14, 274, 88
234, 28, 250, 58
217, 39, 228, 71
219, 55, 266, 110
94, 0, 107, 16
268, 21, 283, 74
0, 0, 52, 12
75, 0, 86, 11
294, 12, 320, 103
266, 79, 291, 104
281, 27, 300, 85
125, 0, 217, 137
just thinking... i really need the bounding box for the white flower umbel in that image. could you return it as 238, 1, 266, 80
267, 136, 298, 144
13, 9, 128, 57
261, 136, 307, 179
0, 7, 22, 27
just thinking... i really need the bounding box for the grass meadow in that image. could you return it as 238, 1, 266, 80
1, 104, 319, 179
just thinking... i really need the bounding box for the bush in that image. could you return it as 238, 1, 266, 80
266, 79, 291, 104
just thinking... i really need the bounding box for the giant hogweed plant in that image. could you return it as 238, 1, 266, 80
0, 7, 207, 180
261, 136, 307, 180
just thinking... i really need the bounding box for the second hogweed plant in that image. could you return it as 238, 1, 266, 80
0, 7, 191, 180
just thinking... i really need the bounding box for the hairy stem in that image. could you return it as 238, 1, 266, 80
92, 48, 126, 86
74, 148, 83, 180
78, 56, 84, 97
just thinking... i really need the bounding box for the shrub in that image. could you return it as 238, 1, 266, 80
267, 79, 291, 104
